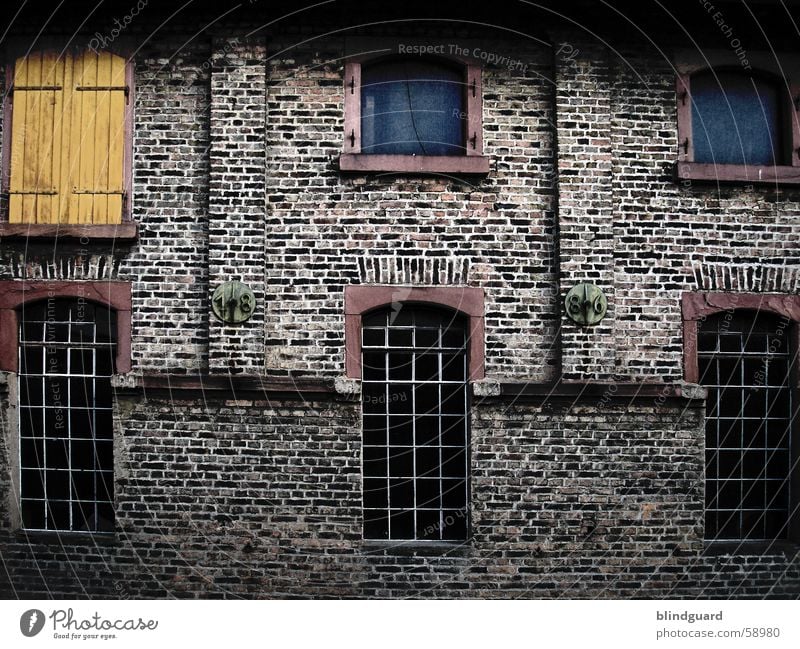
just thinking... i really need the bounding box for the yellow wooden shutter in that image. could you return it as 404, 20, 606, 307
9, 50, 127, 224
9, 52, 64, 223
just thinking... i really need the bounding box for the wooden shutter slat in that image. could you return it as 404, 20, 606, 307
8, 56, 28, 222
48, 55, 64, 223
77, 51, 97, 224
38, 52, 58, 223
22, 52, 42, 221
56, 53, 73, 224
91, 52, 110, 224
67, 53, 83, 223
107, 54, 125, 223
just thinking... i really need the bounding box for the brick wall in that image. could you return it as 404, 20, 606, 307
0, 4, 799, 599
1, 392, 797, 598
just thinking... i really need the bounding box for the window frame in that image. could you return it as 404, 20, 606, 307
682, 291, 800, 547
345, 285, 485, 381
0, 281, 132, 374
675, 51, 800, 185
0, 41, 136, 241
339, 53, 489, 174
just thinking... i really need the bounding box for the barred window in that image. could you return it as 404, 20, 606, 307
361, 305, 469, 541
699, 311, 793, 541
19, 299, 116, 533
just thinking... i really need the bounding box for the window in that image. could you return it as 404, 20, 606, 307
676, 63, 800, 184
340, 56, 489, 174
699, 311, 794, 541
361, 60, 464, 156
361, 305, 469, 541
683, 292, 800, 546
18, 298, 117, 532
691, 71, 783, 166
1, 49, 136, 239
0, 281, 130, 532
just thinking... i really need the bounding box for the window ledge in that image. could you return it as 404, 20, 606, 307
676, 162, 800, 185
15, 529, 118, 545
702, 540, 799, 558
339, 153, 490, 175
362, 540, 472, 556
0, 222, 138, 242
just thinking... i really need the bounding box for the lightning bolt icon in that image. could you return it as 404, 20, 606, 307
28, 612, 38, 632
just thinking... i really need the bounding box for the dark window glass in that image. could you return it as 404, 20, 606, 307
699, 311, 793, 541
18, 299, 116, 533
691, 71, 783, 166
362, 305, 469, 540
361, 60, 465, 156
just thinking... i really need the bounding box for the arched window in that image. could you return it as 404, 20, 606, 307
18, 298, 117, 532
698, 310, 793, 541
361, 304, 469, 541
690, 70, 783, 166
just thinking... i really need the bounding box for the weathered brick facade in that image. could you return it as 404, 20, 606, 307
0, 1, 798, 598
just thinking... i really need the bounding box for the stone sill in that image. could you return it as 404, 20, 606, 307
362, 540, 472, 556
111, 373, 337, 399
339, 153, 490, 174
110, 374, 707, 404
702, 540, 799, 558
0, 222, 138, 242
473, 380, 706, 402
676, 162, 800, 186
14, 529, 118, 545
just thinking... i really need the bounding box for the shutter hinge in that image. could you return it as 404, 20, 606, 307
72, 188, 125, 194
349, 76, 355, 94
75, 85, 130, 105
682, 138, 689, 155
75, 86, 129, 94
470, 132, 477, 150
349, 129, 355, 147
5, 189, 57, 195
680, 91, 688, 105
471, 78, 476, 97
10, 85, 63, 94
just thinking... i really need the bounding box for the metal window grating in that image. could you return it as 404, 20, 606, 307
361, 306, 469, 541
698, 311, 793, 541
18, 299, 116, 533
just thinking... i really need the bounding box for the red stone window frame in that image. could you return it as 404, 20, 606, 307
675, 52, 800, 186
339, 55, 489, 175
0, 281, 132, 373
345, 286, 485, 380
682, 292, 800, 384
682, 291, 800, 546
0, 42, 137, 241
